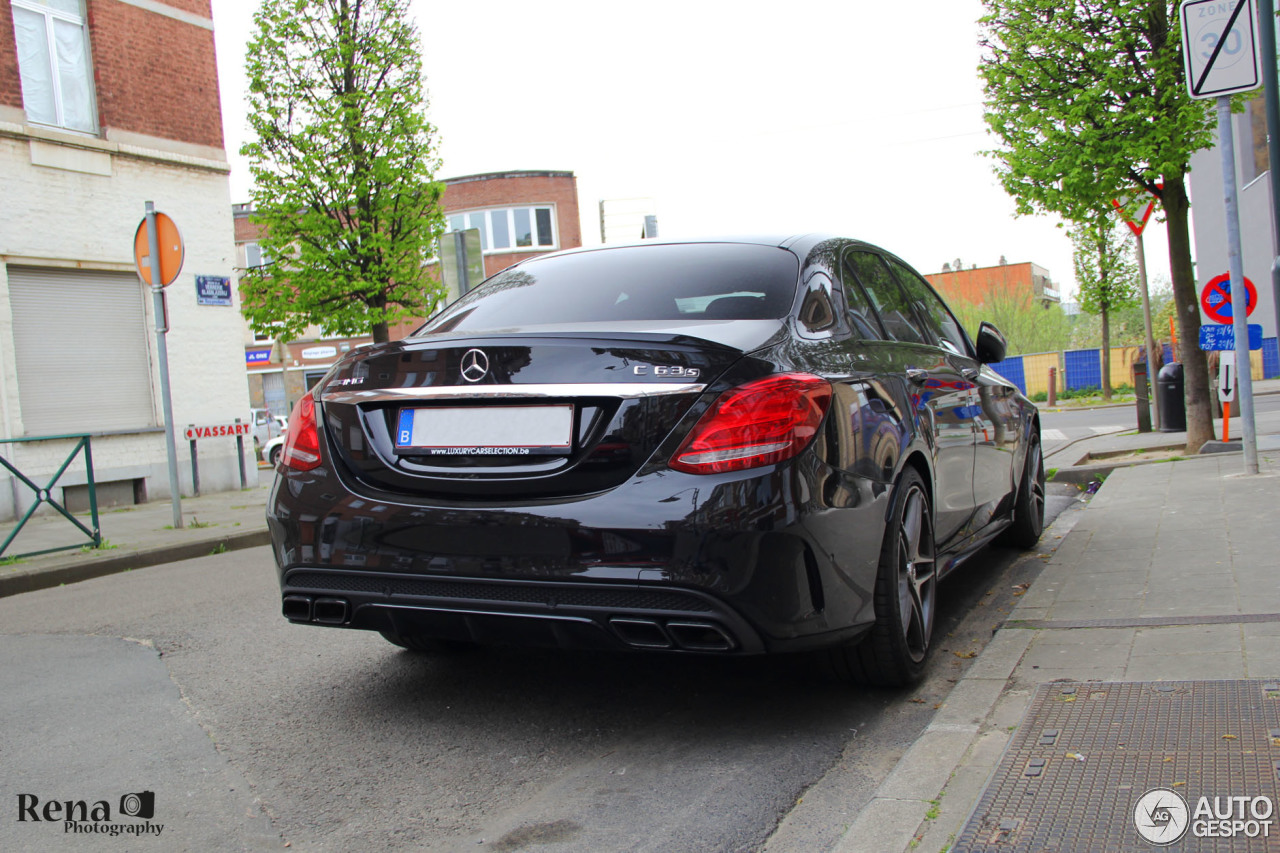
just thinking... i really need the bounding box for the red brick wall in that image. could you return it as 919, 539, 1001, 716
0, 0, 22, 110
86, 0, 223, 148
442, 171, 582, 276
926, 263, 1035, 307
234, 212, 262, 243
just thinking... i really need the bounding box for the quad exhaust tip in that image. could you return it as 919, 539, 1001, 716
666, 621, 735, 652
609, 617, 736, 652
282, 595, 349, 625
282, 595, 313, 622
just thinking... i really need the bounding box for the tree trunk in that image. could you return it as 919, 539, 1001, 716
1160, 173, 1215, 452
372, 320, 389, 344
1101, 307, 1112, 400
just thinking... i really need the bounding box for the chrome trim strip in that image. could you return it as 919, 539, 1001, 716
321, 382, 707, 403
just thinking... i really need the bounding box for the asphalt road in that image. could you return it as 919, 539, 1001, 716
0, 491, 1081, 853
1039, 393, 1280, 459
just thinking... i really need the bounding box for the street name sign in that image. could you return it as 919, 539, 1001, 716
195, 275, 232, 306
184, 423, 252, 441
1198, 322, 1263, 350
1181, 0, 1262, 99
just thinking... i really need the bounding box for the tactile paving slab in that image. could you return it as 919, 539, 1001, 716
954, 681, 1280, 852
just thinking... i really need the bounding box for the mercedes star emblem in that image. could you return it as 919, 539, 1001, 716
460, 348, 489, 383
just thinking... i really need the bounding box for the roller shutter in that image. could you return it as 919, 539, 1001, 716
8, 267, 155, 435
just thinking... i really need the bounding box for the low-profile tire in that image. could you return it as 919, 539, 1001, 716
380, 631, 478, 653
1001, 432, 1045, 550
826, 468, 937, 687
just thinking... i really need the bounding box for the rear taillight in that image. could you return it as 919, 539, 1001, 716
670, 373, 832, 475
281, 395, 322, 471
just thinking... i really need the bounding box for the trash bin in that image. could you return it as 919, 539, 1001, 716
1157, 362, 1186, 432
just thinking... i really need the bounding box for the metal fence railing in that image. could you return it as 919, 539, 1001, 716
0, 434, 102, 559
992, 337, 1280, 397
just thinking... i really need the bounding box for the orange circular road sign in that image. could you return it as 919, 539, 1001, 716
134, 211, 184, 286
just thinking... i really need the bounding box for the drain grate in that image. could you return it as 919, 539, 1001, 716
954, 681, 1280, 852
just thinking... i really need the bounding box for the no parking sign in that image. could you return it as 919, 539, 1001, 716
1200, 272, 1257, 323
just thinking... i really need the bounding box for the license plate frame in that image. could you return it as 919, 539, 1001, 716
393, 404, 574, 456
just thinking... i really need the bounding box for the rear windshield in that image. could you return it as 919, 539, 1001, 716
417, 243, 799, 334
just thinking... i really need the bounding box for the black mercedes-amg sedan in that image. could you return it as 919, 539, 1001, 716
267, 235, 1043, 686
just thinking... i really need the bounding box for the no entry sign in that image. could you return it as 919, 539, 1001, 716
1200, 272, 1257, 323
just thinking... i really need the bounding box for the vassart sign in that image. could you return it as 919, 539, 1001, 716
183, 423, 252, 441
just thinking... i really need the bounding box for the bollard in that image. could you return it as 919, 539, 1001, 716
1047, 367, 1057, 407
1133, 362, 1151, 432
188, 427, 200, 497
235, 417, 247, 489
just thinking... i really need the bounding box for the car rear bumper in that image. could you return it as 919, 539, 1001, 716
267, 454, 888, 654
279, 568, 768, 653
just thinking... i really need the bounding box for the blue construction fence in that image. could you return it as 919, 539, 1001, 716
992, 338, 1280, 396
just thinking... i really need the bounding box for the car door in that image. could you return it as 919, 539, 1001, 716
842, 250, 977, 550
882, 257, 1019, 533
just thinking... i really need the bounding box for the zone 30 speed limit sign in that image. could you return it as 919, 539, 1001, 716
1181, 0, 1262, 100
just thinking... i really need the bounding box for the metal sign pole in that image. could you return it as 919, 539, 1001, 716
1258, 0, 1280, 349
1135, 231, 1161, 430
1215, 99, 1260, 473
145, 201, 184, 527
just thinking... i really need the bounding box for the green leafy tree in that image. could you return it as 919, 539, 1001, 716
1071, 217, 1139, 399
1070, 279, 1174, 350
946, 280, 1074, 356
241, 0, 446, 344
979, 0, 1219, 451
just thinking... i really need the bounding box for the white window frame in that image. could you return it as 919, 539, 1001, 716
446, 206, 558, 255
11, 0, 98, 134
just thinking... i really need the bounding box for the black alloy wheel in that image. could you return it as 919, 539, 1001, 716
826, 467, 937, 687
1001, 433, 1045, 549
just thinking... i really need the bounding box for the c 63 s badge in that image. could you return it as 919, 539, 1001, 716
633, 365, 700, 378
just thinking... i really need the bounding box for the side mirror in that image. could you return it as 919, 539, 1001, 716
975, 322, 1007, 364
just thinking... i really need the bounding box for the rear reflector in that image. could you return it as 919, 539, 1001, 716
670, 373, 831, 474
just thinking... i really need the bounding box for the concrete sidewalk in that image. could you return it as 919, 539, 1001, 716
0, 474, 273, 598
835, 448, 1280, 852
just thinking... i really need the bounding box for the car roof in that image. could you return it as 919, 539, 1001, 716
513, 233, 902, 267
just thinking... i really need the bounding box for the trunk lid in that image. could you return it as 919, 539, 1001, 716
318, 325, 782, 500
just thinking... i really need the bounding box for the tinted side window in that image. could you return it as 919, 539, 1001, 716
838, 255, 886, 339
844, 252, 928, 345
884, 258, 970, 356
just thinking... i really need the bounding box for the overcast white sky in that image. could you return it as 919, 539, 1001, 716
208, 0, 1181, 300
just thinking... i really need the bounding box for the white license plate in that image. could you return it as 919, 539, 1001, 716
394, 405, 574, 456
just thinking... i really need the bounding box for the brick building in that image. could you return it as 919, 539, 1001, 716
924, 261, 1061, 309
0, 0, 251, 520
239, 169, 582, 419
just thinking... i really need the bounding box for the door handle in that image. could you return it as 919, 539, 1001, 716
906, 368, 929, 384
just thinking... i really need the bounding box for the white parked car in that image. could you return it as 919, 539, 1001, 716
251, 408, 283, 447
261, 434, 285, 466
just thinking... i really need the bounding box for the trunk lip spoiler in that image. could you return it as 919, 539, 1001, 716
322, 382, 708, 404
